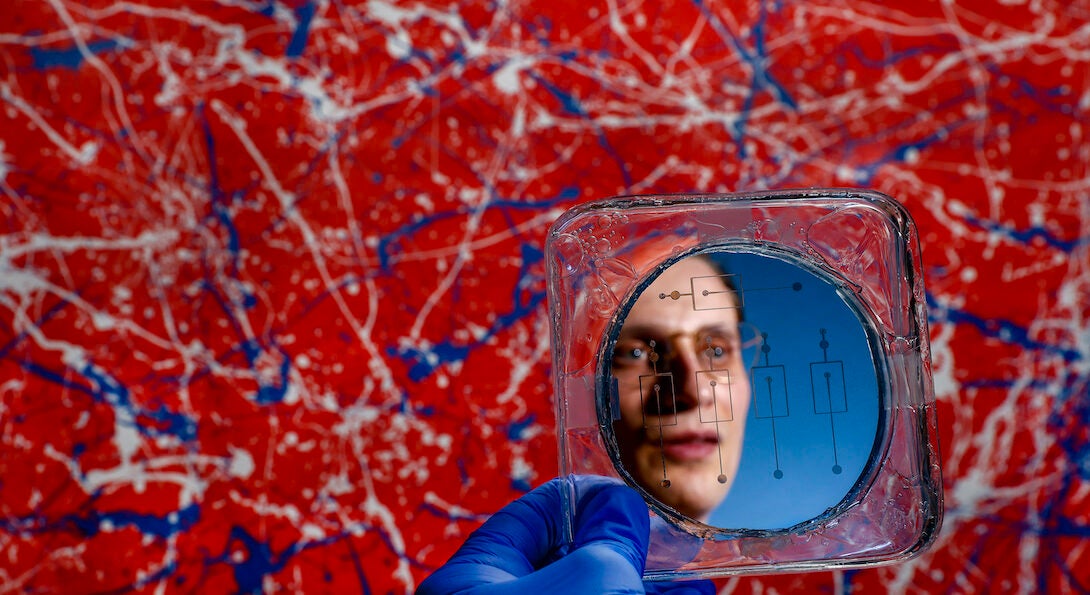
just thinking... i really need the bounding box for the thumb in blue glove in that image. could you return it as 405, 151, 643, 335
416, 475, 648, 594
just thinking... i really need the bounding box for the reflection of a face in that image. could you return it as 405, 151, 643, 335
612, 255, 750, 522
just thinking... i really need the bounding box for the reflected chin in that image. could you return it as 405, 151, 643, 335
633, 445, 731, 522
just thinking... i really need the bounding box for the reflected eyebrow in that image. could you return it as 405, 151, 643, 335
615, 325, 659, 340
617, 323, 739, 341
698, 325, 740, 337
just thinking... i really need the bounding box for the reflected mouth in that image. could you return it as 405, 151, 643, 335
658, 431, 719, 462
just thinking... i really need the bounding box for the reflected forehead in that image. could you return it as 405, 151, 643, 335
617, 322, 740, 340
650, 255, 723, 291
622, 255, 740, 330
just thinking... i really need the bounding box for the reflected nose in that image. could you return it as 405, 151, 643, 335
643, 339, 709, 417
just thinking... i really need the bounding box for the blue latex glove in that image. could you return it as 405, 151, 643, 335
416, 476, 715, 595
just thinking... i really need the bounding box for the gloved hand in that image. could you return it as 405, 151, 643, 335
416, 476, 715, 594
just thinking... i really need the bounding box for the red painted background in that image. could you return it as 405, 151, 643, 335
1, 0, 1087, 593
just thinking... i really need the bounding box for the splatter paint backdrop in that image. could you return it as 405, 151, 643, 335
1, 0, 1087, 593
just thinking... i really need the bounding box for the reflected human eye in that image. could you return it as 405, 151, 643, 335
701, 331, 740, 362
613, 338, 653, 369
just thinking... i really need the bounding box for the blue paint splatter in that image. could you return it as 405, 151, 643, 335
198, 102, 245, 273
393, 342, 470, 383
961, 213, 1088, 253
841, 569, 859, 594
240, 338, 293, 405
853, 120, 967, 183
532, 75, 585, 116
457, 459, 470, 486
251, 0, 276, 17
376, 210, 463, 271
19, 359, 197, 445
844, 38, 959, 70
961, 377, 1069, 392
1031, 380, 1090, 592
375, 189, 574, 272
528, 73, 633, 188
505, 414, 536, 441
286, 2, 316, 58
211, 524, 396, 593
81, 362, 199, 442
220, 526, 293, 594
72, 503, 200, 539
0, 293, 73, 362
692, 0, 797, 156
926, 292, 1082, 366
30, 39, 123, 70
988, 63, 1082, 117
389, 241, 547, 381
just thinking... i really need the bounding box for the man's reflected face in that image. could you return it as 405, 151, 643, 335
612, 255, 750, 522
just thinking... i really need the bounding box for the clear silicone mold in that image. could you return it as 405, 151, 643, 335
546, 189, 942, 578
